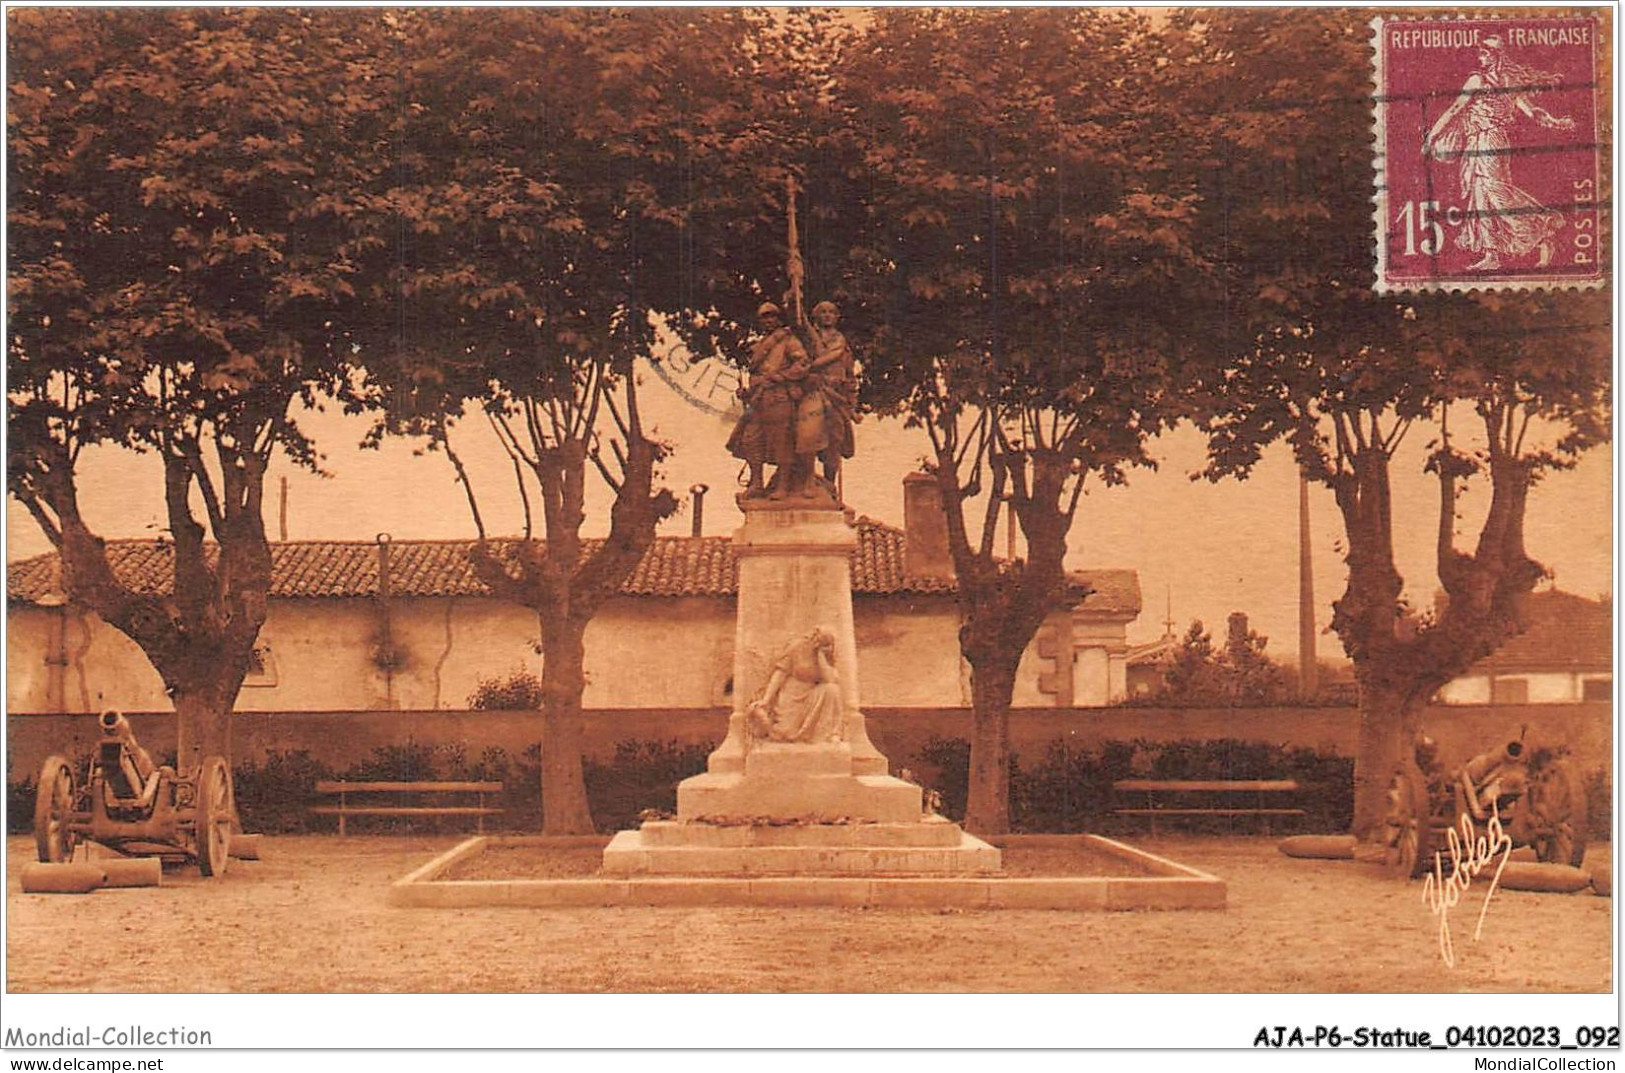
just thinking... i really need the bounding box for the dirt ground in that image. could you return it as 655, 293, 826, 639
5, 834, 1611, 993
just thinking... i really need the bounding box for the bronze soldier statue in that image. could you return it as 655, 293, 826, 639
726, 302, 826, 500
805, 300, 856, 489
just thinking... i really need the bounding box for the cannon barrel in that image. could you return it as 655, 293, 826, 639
98, 710, 156, 796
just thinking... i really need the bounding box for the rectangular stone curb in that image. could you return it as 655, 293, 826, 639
745, 877, 873, 907
1085, 834, 1222, 881
1105, 877, 1227, 911
987, 878, 1109, 910
393, 836, 487, 888
391, 878, 633, 908
391, 872, 1217, 910
866, 878, 992, 909
479, 835, 613, 850
392, 835, 1227, 911
627, 878, 747, 906
986, 833, 1095, 849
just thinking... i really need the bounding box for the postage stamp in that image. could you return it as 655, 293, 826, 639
1372, 16, 1604, 292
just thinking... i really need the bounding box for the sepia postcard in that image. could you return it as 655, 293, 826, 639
2, 5, 1616, 1062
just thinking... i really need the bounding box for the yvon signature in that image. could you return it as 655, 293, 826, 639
1421, 803, 1513, 968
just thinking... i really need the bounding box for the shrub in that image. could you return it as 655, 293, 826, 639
912, 736, 971, 822
232, 750, 333, 834
469, 671, 544, 710
9, 737, 732, 837
8, 751, 95, 837
584, 739, 715, 833
502, 744, 545, 831
7, 777, 39, 836
1584, 767, 1611, 844
911, 736, 1354, 834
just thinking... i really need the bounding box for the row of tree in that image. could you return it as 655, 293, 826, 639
9, 9, 1610, 836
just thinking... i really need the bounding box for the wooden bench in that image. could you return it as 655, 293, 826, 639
1112, 779, 1304, 835
311, 781, 504, 836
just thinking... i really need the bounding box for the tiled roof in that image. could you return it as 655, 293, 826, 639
1471, 590, 1612, 673
1074, 568, 1141, 618
8, 521, 1141, 614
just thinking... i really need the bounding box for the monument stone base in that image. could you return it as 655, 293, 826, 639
676, 742, 920, 823
601, 820, 1000, 876
601, 500, 1001, 880
605, 744, 1000, 875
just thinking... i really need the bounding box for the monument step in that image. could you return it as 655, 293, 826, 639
601, 829, 1002, 876
742, 741, 853, 778
677, 772, 922, 825
637, 817, 964, 848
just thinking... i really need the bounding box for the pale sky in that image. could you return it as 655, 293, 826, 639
6, 348, 1613, 663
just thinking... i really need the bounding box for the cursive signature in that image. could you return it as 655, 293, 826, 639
1421, 802, 1513, 967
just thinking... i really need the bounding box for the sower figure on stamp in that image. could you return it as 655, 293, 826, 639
1423, 34, 1575, 271
726, 301, 826, 500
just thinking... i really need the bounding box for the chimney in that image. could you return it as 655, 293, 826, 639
903, 472, 954, 581
690, 484, 709, 538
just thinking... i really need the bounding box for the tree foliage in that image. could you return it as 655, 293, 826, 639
7, 10, 386, 765
1156, 617, 1291, 708
1172, 9, 1612, 833
7, 10, 1607, 844
347, 10, 832, 832
814, 10, 1214, 832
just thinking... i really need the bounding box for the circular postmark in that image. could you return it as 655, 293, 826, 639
645, 339, 745, 420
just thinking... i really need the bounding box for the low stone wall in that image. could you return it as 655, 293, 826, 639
6, 702, 1611, 782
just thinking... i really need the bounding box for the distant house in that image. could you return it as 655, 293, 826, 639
1125, 631, 1180, 699
1435, 590, 1612, 706
7, 478, 1144, 713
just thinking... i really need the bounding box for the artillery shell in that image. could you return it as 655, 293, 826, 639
1277, 835, 1357, 860
1496, 862, 1590, 893
100, 857, 163, 888
229, 834, 263, 860
20, 862, 107, 894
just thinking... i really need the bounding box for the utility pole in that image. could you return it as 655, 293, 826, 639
1298, 472, 1319, 697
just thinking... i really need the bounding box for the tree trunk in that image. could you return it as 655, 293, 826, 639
173, 687, 233, 775
964, 656, 1018, 835
1349, 681, 1419, 839
538, 612, 596, 835
1325, 420, 1547, 841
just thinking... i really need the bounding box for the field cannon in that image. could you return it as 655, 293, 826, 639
33, 710, 236, 877
1382, 728, 1589, 879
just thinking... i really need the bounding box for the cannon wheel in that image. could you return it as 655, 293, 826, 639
33, 754, 79, 863
1382, 766, 1435, 879
1525, 760, 1589, 868
195, 756, 234, 878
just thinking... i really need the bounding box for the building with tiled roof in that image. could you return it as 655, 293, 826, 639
8, 503, 1144, 714
1436, 590, 1612, 706
7, 520, 1138, 608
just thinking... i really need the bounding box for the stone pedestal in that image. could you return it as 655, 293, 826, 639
603, 502, 1000, 878
702, 505, 885, 777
